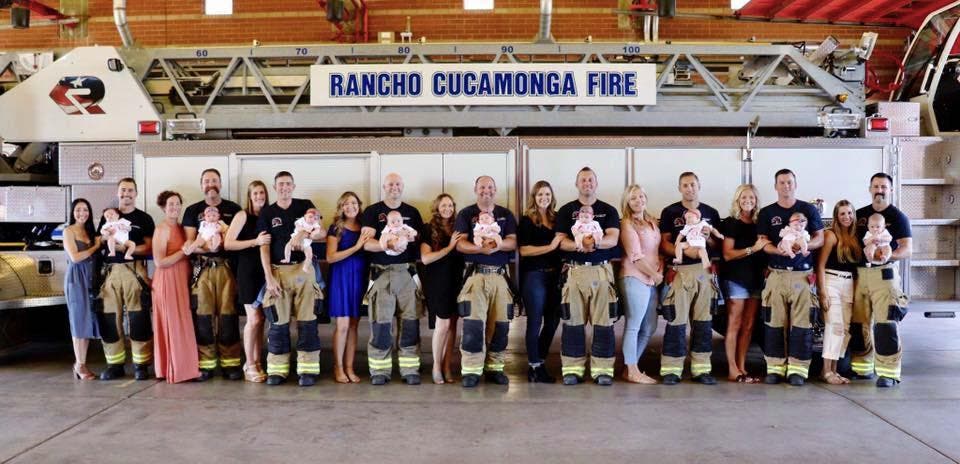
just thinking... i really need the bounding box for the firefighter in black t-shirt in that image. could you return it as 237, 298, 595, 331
850, 173, 912, 387
756, 169, 824, 386
453, 175, 518, 388
98, 178, 156, 381
256, 172, 326, 386
181, 168, 244, 381
658, 172, 722, 385
360, 173, 426, 385
555, 167, 621, 386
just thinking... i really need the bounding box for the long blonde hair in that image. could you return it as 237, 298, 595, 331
831, 199, 863, 263
524, 180, 557, 227
729, 184, 760, 222
331, 191, 362, 238
621, 184, 656, 230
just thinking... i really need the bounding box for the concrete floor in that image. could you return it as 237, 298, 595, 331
1, 313, 959, 463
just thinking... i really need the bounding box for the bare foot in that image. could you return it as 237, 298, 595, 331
333, 367, 350, 384
346, 370, 361, 383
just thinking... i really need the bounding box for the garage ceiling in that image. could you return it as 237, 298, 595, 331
735, 0, 957, 29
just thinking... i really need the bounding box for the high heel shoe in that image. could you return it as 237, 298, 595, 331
73, 364, 96, 381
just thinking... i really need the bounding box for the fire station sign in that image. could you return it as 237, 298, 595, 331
310, 63, 657, 106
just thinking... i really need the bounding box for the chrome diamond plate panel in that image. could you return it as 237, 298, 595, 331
0, 186, 67, 223
58, 143, 135, 184
909, 267, 956, 300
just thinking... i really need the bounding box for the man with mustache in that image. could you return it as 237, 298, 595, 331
850, 173, 913, 387
98, 178, 156, 380
182, 168, 244, 380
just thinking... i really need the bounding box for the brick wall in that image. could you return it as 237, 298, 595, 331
0, 0, 911, 94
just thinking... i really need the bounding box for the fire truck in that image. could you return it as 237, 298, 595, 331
0, 2, 958, 349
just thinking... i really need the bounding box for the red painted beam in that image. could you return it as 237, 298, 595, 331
769, 0, 802, 18
859, 0, 919, 22
800, 0, 855, 20
17, 0, 72, 21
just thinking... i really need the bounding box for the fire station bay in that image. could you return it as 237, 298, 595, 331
1, 0, 959, 462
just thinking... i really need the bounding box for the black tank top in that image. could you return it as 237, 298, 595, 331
237, 213, 260, 262
826, 244, 857, 273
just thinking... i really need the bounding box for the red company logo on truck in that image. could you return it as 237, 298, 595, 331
49, 76, 106, 115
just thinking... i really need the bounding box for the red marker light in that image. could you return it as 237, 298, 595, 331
868, 117, 889, 132
138, 120, 161, 135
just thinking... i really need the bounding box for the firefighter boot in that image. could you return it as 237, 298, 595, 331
99, 364, 125, 381
133, 363, 151, 381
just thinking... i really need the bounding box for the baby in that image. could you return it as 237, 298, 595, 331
863, 213, 893, 266
571, 205, 604, 252
778, 212, 812, 259
379, 210, 418, 256
472, 211, 502, 249
100, 208, 135, 260
673, 208, 724, 269
283, 208, 322, 272
184, 206, 228, 254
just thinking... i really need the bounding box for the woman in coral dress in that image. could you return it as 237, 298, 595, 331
152, 190, 201, 383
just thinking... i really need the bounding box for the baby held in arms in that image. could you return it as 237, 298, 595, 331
101, 208, 135, 260
185, 206, 228, 254
379, 210, 418, 256
571, 205, 604, 252
673, 208, 724, 269
472, 211, 502, 249
283, 207, 322, 272
778, 212, 811, 259
863, 213, 893, 266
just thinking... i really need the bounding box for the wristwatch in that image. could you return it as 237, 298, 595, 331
745, 247, 753, 256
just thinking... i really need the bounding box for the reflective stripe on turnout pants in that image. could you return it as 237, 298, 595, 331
98, 261, 153, 366
559, 263, 616, 379
261, 263, 320, 378
192, 262, 241, 370
457, 272, 511, 376
364, 264, 422, 377
659, 263, 717, 378
761, 269, 817, 379
850, 263, 907, 380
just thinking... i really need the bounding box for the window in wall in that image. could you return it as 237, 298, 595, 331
464, 0, 494, 10
731, 0, 751, 9
205, 0, 233, 15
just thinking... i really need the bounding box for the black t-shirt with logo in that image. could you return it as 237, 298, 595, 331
454, 204, 518, 266
182, 199, 242, 258
360, 201, 424, 265
256, 198, 317, 264
98, 208, 155, 264
555, 199, 621, 263
855, 204, 911, 265
757, 200, 823, 270
659, 201, 722, 265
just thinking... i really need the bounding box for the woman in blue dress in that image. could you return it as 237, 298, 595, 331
326, 191, 373, 383
63, 198, 101, 380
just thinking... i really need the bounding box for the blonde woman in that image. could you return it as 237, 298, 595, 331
518, 181, 563, 383
420, 194, 465, 384
720, 184, 769, 383
326, 192, 374, 383
816, 200, 861, 384
618, 185, 662, 384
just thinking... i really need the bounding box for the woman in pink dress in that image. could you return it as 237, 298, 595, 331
152, 191, 201, 383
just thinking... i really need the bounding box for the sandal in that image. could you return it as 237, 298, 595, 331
734, 374, 760, 384
432, 371, 445, 384
243, 364, 266, 383
822, 372, 846, 385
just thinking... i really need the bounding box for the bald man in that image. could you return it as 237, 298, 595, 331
361, 173, 425, 385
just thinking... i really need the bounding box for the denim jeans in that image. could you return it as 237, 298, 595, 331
619, 276, 658, 365
521, 270, 561, 364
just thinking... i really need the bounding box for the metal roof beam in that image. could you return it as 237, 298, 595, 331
859, 0, 915, 22
800, 0, 849, 20
768, 0, 802, 18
